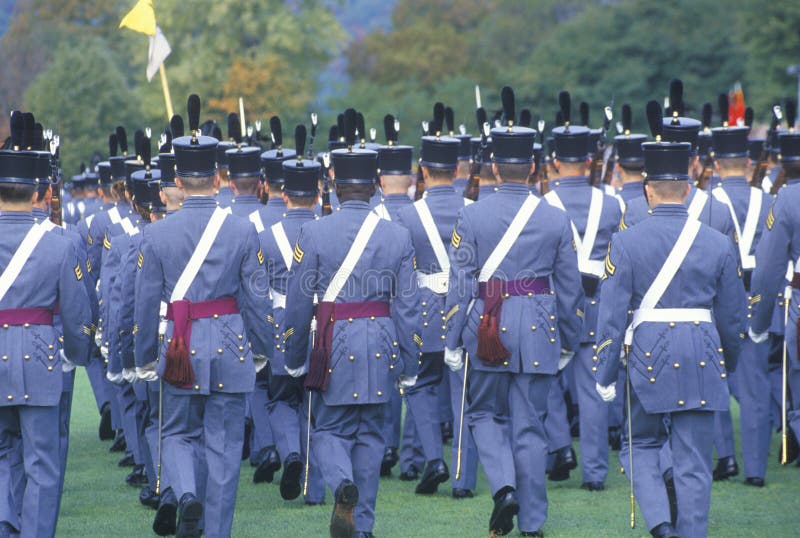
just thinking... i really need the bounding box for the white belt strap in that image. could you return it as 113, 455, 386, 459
712, 187, 760, 269
478, 194, 539, 282
120, 217, 136, 236
170, 206, 228, 302
86, 214, 95, 228
625, 218, 703, 345
373, 204, 391, 221
322, 212, 381, 302
545, 189, 605, 278
416, 271, 448, 294
632, 308, 712, 326
0, 223, 48, 303
249, 210, 265, 233
272, 290, 287, 309
77, 201, 86, 217
687, 189, 708, 221
271, 222, 294, 271
464, 198, 474, 206
414, 199, 450, 274
158, 301, 168, 336
39, 219, 56, 232
108, 206, 122, 224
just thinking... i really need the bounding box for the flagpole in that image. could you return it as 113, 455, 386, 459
159, 63, 174, 121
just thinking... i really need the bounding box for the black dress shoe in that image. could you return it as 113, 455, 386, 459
520, 531, 544, 537
305, 499, 325, 506
744, 477, 765, 487
253, 447, 281, 484
415, 459, 449, 494
452, 488, 474, 499
242, 418, 253, 461
580, 481, 605, 492
153, 488, 178, 536
781, 427, 800, 464
398, 466, 419, 481
380, 447, 399, 477
608, 426, 621, 451
280, 452, 303, 500
663, 472, 678, 527
712, 455, 739, 481
98, 402, 113, 441
548, 446, 577, 481
650, 522, 679, 538
139, 486, 160, 510
110, 430, 127, 452
331, 479, 358, 538
441, 421, 453, 444
489, 486, 519, 536
176, 493, 203, 538
118, 451, 135, 467
126, 464, 149, 487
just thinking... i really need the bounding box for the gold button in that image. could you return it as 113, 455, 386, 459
441, 325, 446, 330
531, 326, 537, 331
721, 373, 727, 379
589, 331, 595, 337
669, 322, 676, 328
2, 324, 8, 329
440, 310, 445, 315
503, 361, 509, 366
592, 366, 597, 372
348, 318, 353, 323
717, 348, 723, 353
390, 364, 394, 369
549, 315, 555, 320
747, 313, 752, 318
533, 361, 540, 367
550, 327, 556, 332
592, 344, 597, 350
6, 395, 11, 400
275, 323, 279, 328
349, 355, 355, 361
276, 345, 281, 350
591, 300, 597, 305
645, 352, 651, 357
370, 316, 375, 321
423, 322, 428, 327
275, 335, 280, 339
719, 360, 725, 366
678, 400, 684, 406
328, 368, 332, 373
217, 348, 223, 354
218, 383, 224, 389
647, 366, 653, 371
693, 321, 700, 326
700, 400, 707, 406
673, 363, 680, 369
238, 335, 243, 340
375, 353, 381, 358
549, 338, 555, 343
23, 323, 29, 328
422, 311, 427, 317
213, 314, 219, 319
23, 394, 28, 400
649, 377, 656, 383
353, 393, 358, 399
48, 355, 53, 361
528, 292, 533, 297
393, 341, 398, 347
441, 335, 446, 340
237, 345, 243, 351
48, 344, 54, 350
392, 353, 397, 359
700, 361, 706, 367
194, 385, 200, 390
1, 356, 6, 361
592, 356, 598, 362
168, 338, 173, 344
240, 357, 245, 362
501, 327, 507, 332
422, 301, 427, 307
377, 391, 383, 396
47, 366, 53, 371
23, 355, 30, 360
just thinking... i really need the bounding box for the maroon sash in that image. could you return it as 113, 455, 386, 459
0, 307, 54, 326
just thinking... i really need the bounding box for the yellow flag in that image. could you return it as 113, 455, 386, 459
119, 0, 156, 36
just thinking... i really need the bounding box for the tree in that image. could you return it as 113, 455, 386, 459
24, 37, 143, 177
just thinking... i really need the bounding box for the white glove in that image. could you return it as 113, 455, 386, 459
60, 350, 76, 373
94, 327, 104, 348
444, 347, 464, 371
136, 361, 159, 382
100, 344, 109, 360
122, 368, 137, 383
558, 349, 575, 371
285, 364, 307, 378
253, 354, 269, 373
397, 375, 417, 389
106, 369, 124, 384
748, 327, 769, 344
596, 383, 617, 402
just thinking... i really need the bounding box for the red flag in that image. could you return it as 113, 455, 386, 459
729, 82, 745, 126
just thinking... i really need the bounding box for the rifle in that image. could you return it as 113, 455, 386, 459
464, 108, 487, 200
590, 104, 613, 186
321, 153, 332, 216
695, 153, 714, 191
49, 136, 63, 226
415, 120, 429, 201
753, 106, 782, 190
535, 119, 549, 194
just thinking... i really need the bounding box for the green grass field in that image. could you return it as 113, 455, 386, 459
56, 371, 799, 537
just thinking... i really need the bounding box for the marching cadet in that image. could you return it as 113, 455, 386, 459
452, 117, 472, 196
79, 167, 104, 219
0, 111, 92, 538
444, 87, 583, 537
749, 124, 800, 465
282, 108, 420, 538
253, 116, 295, 231
615, 104, 648, 206
710, 106, 773, 486
134, 95, 271, 538
260, 124, 325, 504
394, 111, 481, 498
213, 118, 236, 208
593, 101, 745, 538
226, 114, 264, 219
544, 91, 622, 491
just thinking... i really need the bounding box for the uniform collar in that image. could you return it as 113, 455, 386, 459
787, 177, 800, 186
382, 193, 413, 204
423, 185, 456, 197
180, 196, 218, 209
622, 180, 643, 193
232, 194, 260, 204
0, 211, 34, 223
32, 208, 48, 221
718, 175, 748, 187
101, 201, 115, 210
267, 197, 286, 207
166, 210, 178, 216
284, 208, 315, 220
552, 175, 588, 187
497, 182, 531, 195
652, 203, 688, 217
340, 200, 371, 211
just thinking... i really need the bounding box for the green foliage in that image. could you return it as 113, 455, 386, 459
24, 36, 142, 176
59, 371, 800, 537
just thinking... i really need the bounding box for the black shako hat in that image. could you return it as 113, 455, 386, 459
378, 114, 413, 175
282, 124, 321, 196
642, 100, 692, 181
331, 108, 377, 184
172, 94, 219, 178
260, 116, 296, 184
490, 87, 536, 164
614, 104, 647, 165
552, 91, 590, 162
